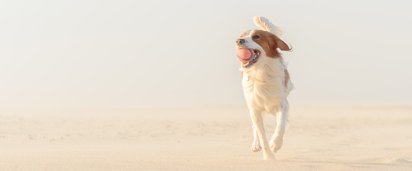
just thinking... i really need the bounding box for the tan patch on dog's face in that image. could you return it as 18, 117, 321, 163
250, 30, 291, 58
250, 30, 278, 57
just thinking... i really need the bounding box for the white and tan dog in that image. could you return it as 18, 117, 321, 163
235, 16, 293, 160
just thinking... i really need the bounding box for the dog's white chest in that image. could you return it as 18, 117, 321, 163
241, 58, 287, 112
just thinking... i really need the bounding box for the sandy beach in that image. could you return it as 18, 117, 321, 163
1, 106, 411, 171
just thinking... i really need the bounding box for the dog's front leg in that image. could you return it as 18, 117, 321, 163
250, 110, 275, 160
270, 102, 288, 152
251, 125, 261, 152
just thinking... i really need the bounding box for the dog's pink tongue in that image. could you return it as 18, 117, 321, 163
236, 48, 253, 64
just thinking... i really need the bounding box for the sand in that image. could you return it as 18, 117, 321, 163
1, 106, 412, 171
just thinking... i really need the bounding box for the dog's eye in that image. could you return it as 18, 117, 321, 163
252, 35, 260, 39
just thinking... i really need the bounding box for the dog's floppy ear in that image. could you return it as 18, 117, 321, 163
254, 16, 292, 51
274, 35, 292, 51
253, 16, 283, 37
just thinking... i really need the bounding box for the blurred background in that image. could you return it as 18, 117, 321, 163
1, 0, 411, 113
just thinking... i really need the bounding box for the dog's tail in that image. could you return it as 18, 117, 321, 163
253, 16, 283, 37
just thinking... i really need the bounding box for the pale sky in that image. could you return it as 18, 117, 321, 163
1, 0, 411, 111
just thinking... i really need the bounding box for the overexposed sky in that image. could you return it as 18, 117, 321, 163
1, 0, 411, 110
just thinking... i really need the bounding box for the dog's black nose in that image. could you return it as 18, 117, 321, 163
236, 39, 245, 45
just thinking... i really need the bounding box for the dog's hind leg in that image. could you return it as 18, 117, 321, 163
270, 101, 288, 152
250, 109, 275, 160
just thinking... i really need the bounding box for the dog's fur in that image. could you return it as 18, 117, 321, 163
236, 16, 293, 160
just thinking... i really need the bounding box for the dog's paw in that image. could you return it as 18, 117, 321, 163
270, 138, 283, 152
251, 142, 262, 152
263, 151, 275, 160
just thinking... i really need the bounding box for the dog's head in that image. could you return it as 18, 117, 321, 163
236, 16, 291, 67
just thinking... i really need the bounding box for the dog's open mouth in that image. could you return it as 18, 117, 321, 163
236, 48, 261, 67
